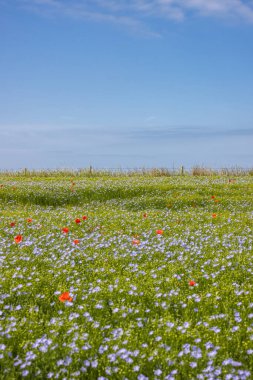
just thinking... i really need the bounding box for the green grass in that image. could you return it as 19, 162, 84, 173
0, 175, 252, 379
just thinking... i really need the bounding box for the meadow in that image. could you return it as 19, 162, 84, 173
0, 172, 252, 379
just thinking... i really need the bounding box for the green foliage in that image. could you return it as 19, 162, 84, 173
0, 175, 252, 379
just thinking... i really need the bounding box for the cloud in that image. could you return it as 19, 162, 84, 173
16, 0, 161, 36
12, 0, 253, 35
1, 124, 252, 169
128, 126, 253, 140
181, 0, 253, 22
1, 123, 252, 145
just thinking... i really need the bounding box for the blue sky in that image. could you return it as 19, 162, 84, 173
0, 0, 253, 170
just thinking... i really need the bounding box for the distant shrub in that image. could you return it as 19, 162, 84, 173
191, 166, 216, 176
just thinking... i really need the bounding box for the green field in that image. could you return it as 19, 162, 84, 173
0, 174, 253, 379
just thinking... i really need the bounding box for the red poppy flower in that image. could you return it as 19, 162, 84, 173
62, 227, 69, 234
156, 229, 163, 235
82, 216, 88, 220
14, 235, 22, 244
189, 280, 196, 286
73, 239, 80, 245
10, 222, 16, 227
75, 218, 81, 224
58, 292, 73, 303
143, 213, 147, 218
212, 213, 217, 218
211, 195, 215, 199
27, 218, 32, 223
132, 239, 140, 245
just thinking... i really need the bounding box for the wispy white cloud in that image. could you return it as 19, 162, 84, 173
180, 0, 253, 22
1, 123, 252, 169
6, 0, 253, 34
17, 0, 162, 36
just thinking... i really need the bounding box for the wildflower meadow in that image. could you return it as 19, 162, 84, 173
0, 173, 252, 380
